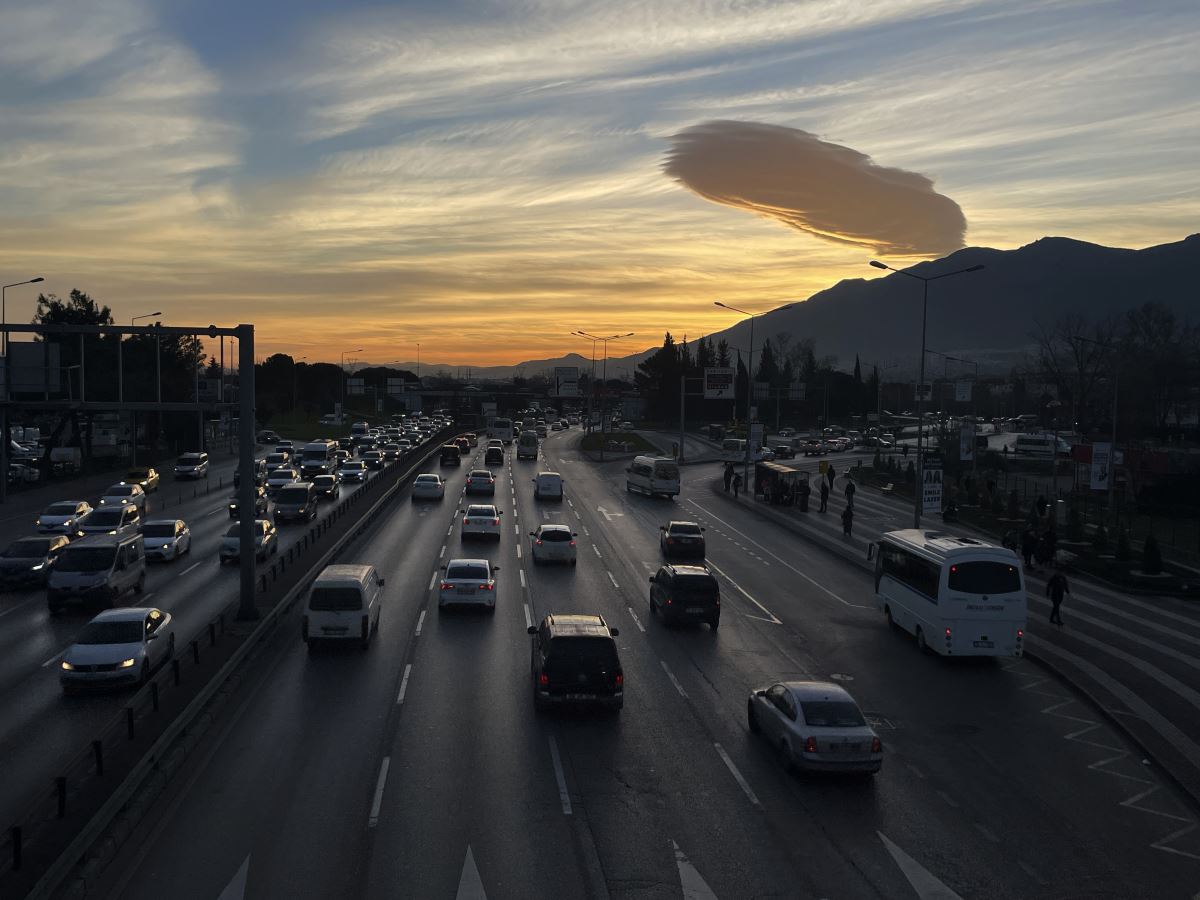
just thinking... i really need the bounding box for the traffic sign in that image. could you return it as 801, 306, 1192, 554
704, 367, 735, 399
922, 464, 943, 513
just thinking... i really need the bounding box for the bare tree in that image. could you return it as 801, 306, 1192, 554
1030, 312, 1117, 430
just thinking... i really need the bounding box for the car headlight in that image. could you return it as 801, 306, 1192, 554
31, 563, 44, 571
98, 499, 107, 505
35, 519, 41, 526
162, 543, 170, 550
61, 661, 75, 671
118, 658, 136, 669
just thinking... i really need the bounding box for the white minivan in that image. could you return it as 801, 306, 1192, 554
302, 564, 385, 650
532, 472, 564, 500
625, 456, 680, 498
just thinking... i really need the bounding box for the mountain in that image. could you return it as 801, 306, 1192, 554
378, 353, 598, 382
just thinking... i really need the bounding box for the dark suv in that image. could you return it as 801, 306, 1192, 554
528, 614, 623, 712
440, 444, 461, 466
659, 521, 705, 558
648, 565, 720, 630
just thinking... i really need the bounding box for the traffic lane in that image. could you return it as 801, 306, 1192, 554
108, 450, 475, 900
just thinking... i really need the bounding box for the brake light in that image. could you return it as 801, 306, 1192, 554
464, 518, 470, 525
615, 672, 623, 687
1017, 629, 1024, 639
492, 518, 499, 525
480, 582, 494, 591
535, 540, 543, 545
440, 582, 453, 590
664, 597, 672, 605
538, 673, 549, 686
945, 627, 952, 638
871, 736, 883, 753
804, 736, 818, 753
569, 540, 576, 547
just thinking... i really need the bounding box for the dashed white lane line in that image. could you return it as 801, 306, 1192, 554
566, 498, 574, 507
514, 523, 519, 535
627, 607, 646, 633
974, 823, 1001, 843
446, 524, 453, 536
180, 561, 202, 577
572, 509, 581, 520
41, 648, 67, 668
703, 559, 782, 625
428, 571, 437, 591
367, 756, 391, 828
549, 736, 573, 815
524, 603, 532, 629
516, 544, 522, 559
415, 610, 426, 636
519, 569, 527, 588
439, 544, 446, 559
581, 525, 589, 536
714, 743, 761, 807
936, 789, 959, 808
607, 570, 619, 589
592, 545, 602, 558
395, 664, 412, 705
661, 660, 688, 698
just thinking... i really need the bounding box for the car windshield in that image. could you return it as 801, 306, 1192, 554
142, 524, 177, 539
3, 538, 52, 558
127, 470, 150, 479
344, 462, 365, 470
56, 546, 117, 572
670, 523, 702, 535
277, 487, 310, 504
309, 587, 362, 611
75, 621, 143, 645
44, 503, 80, 517
85, 509, 123, 526
178, 455, 203, 465
271, 470, 297, 479
800, 700, 866, 728
447, 563, 490, 580
105, 484, 135, 496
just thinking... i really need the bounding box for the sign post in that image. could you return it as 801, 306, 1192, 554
1090, 442, 1111, 492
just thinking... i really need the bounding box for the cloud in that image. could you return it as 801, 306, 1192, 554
663, 120, 967, 256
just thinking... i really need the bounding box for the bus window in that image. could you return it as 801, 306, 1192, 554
948, 561, 1022, 595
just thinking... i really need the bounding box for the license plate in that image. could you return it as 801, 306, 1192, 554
685, 606, 704, 614
321, 627, 348, 633
457, 588, 475, 595
973, 640, 994, 648
565, 693, 596, 701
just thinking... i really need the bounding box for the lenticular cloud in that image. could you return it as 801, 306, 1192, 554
663, 121, 966, 257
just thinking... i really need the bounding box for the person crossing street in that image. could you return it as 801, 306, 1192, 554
1046, 572, 1069, 626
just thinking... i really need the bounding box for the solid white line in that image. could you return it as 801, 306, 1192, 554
519, 569, 527, 588
607, 570, 619, 589
396, 664, 412, 705
41, 648, 66, 668
704, 559, 782, 625
439, 544, 446, 558
661, 660, 688, 697
180, 561, 202, 577
714, 743, 761, 807
0, 595, 39, 620
516, 544, 522, 559
524, 603, 532, 629
548, 736, 573, 815
415, 610, 426, 636
428, 571, 437, 591
627, 607, 646, 633
592, 545, 602, 558
367, 757, 391, 827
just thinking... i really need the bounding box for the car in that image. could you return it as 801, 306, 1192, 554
60, 607, 175, 691
274, 482, 319, 523
485, 446, 504, 466
382, 443, 402, 461
339, 460, 368, 483
174, 451, 209, 479
461, 504, 503, 541
219, 519, 278, 563
37, 500, 93, 535
757, 446, 776, 461
550, 422, 562, 432
455, 437, 471, 455
621, 421, 634, 430
746, 681, 882, 775
337, 437, 355, 451
778, 427, 796, 438
464, 469, 496, 495
464, 433, 478, 447
659, 521, 706, 559
125, 467, 160, 493
440, 444, 462, 466
529, 524, 577, 566
142, 519, 192, 562
535, 424, 548, 438
412, 473, 446, 501
98, 482, 147, 511
312, 474, 341, 500
335, 449, 352, 465
234, 458, 268, 488
275, 440, 296, 457
438, 558, 499, 612
230, 485, 270, 519
303, 564, 384, 649
266, 467, 300, 494
0, 535, 70, 589
47, 533, 145, 611
264, 452, 291, 473
257, 430, 282, 444
802, 440, 824, 456
648, 564, 720, 629
361, 450, 385, 470
318, 414, 341, 426
528, 614, 623, 712
533, 471, 564, 500
8, 462, 40, 484
568, 416, 579, 426
772, 444, 796, 459
77, 505, 141, 538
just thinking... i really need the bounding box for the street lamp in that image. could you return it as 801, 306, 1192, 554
341, 348, 363, 419
869, 260, 984, 529
1073, 334, 1120, 522
131, 311, 161, 325
2, 276, 45, 356
940, 353, 980, 477
576, 332, 633, 433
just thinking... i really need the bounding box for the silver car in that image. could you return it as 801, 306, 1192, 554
529, 524, 577, 566
747, 681, 882, 775
219, 519, 278, 563
37, 500, 93, 535
438, 558, 499, 612
142, 519, 192, 562
61, 607, 175, 691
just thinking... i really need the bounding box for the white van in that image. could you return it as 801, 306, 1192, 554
302, 564, 385, 650
532, 472, 564, 500
625, 456, 680, 498
47, 534, 146, 614
517, 430, 539, 460
1013, 434, 1071, 456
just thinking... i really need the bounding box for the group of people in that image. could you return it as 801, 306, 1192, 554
1002, 522, 1069, 627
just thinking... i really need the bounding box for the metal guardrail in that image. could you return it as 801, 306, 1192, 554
1, 428, 456, 898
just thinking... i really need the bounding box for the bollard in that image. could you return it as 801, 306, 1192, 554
172, 658, 181, 686
151, 681, 160, 712
192, 639, 200, 665
12, 825, 21, 871
125, 706, 135, 740
93, 740, 104, 776
208, 622, 217, 647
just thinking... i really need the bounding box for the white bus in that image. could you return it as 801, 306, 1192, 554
488, 417, 516, 444
721, 438, 747, 463
625, 456, 680, 498
1013, 433, 1071, 457
869, 530, 1026, 657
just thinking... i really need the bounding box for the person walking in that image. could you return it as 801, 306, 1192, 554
902, 444, 908, 459
819, 479, 829, 513
1021, 528, 1037, 569
732, 471, 743, 499
841, 504, 854, 538
844, 476, 856, 509
1046, 572, 1069, 626
723, 462, 734, 493
826, 465, 836, 491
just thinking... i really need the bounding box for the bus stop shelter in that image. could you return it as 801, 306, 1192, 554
755, 460, 811, 509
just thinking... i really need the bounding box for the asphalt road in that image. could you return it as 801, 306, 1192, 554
89, 431, 1200, 900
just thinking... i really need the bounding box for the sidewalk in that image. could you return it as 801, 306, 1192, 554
716, 471, 1200, 810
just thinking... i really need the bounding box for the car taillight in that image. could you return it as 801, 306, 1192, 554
871, 736, 883, 753
614, 672, 624, 687
804, 736, 818, 753
535, 540, 542, 545
463, 518, 471, 525
492, 518, 499, 525
1017, 629, 1024, 639
664, 597, 672, 605
480, 582, 494, 590
439, 582, 452, 590
569, 540, 576, 547
538, 673, 549, 686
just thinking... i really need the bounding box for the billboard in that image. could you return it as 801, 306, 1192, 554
914, 382, 933, 402
704, 367, 735, 399
553, 366, 579, 398
386, 378, 407, 397
347, 378, 365, 396
1090, 442, 1111, 491
959, 423, 975, 461
922, 464, 943, 513
955, 381, 972, 403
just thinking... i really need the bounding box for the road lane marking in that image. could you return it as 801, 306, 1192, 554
396, 664, 412, 705
428, 571, 437, 591
523, 603, 533, 629
936, 789, 959, 808
447, 524, 453, 536
516, 544, 522, 559
415, 610, 426, 636
878, 831, 963, 899
514, 523, 519, 535
456, 846, 487, 900
713, 743, 761, 807
519, 569, 527, 588
592, 545, 602, 558
581, 525, 589, 536
607, 570, 619, 589
0, 595, 39, 620
367, 757, 391, 828
661, 660, 688, 698
566, 498, 574, 507
205, 506, 226, 517
439, 544, 446, 558
217, 855, 250, 900
627, 607, 646, 633
673, 840, 718, 900
142, 592, 154, 601
973, 823, 1000, 843
41, 648, 67, 668
572, 509, 581, 520
549, 736, 573, 815
703, 560, 781, 625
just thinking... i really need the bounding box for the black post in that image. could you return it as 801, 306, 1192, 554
11, 826, 20, 871
237, 323, 259, 620
125, 707, 135, 740
92, 740, 104, 776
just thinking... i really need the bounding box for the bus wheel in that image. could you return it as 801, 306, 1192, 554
884, 606, 896, 629
916, 627, 929, 654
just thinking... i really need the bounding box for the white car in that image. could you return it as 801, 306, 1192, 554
438, 558, 499, 612
61, 607, 175, 691
219, 519, 278, 563
465, 469, 496, 495
174, 451, 209, 479
37, 500, 93, 535
412, 473, 445, 501
461, 504, 502, 541
98, 482, 146, 510
746, 681, 883, 775
757, 447, 776, 461
266, 467, 300, 493
142, 519, 192, 562
530, 524, 577, 566
338, 460, 368, 483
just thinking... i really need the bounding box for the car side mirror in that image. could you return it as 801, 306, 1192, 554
529, 532, 536, 537
527, 625, 537, 635
659, 525, 665, 530
492, 565, 500, 571
609, 627, 619, 637
700, 527, 706, 532
755, 689, 766, 697
378, 578, 386, 587
572, 532, 578, 537
499, 511, 504, 515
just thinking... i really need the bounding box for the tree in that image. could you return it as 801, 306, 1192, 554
755, 338, 779, 385
715, 339, 730, 368
1030, 312, 1117, 433
634, 332, 682, 421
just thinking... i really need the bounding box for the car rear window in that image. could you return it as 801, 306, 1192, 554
547, 636, 618, 669
466, 506, 495, 516
416, 475, 438, 483
309, 587, 363, 611
670, 523, 702, 535
673, 574, 718, 592
540, 530, 572, 542
800, 700, 865, 727
447, 563, 490, 580
947, 561, 1022, 595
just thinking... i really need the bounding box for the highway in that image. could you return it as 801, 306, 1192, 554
44, 431, 1200, 899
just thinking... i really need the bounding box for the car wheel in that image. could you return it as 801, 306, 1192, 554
747, 701, 760, 734
916, 627, 929, 654
709, 615, 720, 632
134, 575, 145, 595
884, 605, 896, 629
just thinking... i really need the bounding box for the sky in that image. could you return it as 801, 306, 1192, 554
1, 0, 1197, 366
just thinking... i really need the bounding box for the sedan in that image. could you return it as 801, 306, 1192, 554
98, 482, 146, 511
37, 500, 93, 535
438, 558, 499, 612
772, 445, 796, 460
464, 433, 478, 447
382, 443, 402, 462
659, 521, 706, 559
0, 535, 70, 589
461, 504, 502, 541
219, 519, 278, 563
455, 437, 471, 455
362, 450, 385, 470
125, 467, 161, 493
61, 608, 175, 691
339, 461, 368, 483
465, 469, 496, 495
412, 473, 445, 502
142, 519, 192, 562
266, 467, 300, 494
529, 524, 577, 566
312, 474, 340, 500
747, 681, 882, 776
229, 485, 270, 519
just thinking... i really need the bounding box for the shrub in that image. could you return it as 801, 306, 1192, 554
1115, 526, 1131, 561
1142, 534, 1162, 575
873, 448, 882, 470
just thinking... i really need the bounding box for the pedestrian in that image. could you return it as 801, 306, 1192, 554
1002, 529, 1019, 554
732, 471, 743, 499
1034, 534, 1051, 567
819, 479, 829, 513
723, 462, 734, 493
1046, 572, 1069, 626
844, 476, 856, 508
902, 444, 908, 459
1021, 528, 1037, 568
826, 466, 836, 490
1036, 494, 1048, 521
841, 505, 854, 537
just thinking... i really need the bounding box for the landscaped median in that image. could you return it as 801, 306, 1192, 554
578, 430, 662, 461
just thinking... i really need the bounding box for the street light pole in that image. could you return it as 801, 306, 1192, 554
944, 354, 980, 478
2, 276, 45, 357
577, 332, 633, 435
572, 332, 601, 431
869, 260, 984, 529
1073, 334, 1120, 523
341, 348, 363, 421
